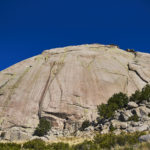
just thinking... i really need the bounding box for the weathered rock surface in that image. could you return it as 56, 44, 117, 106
0, 44, 150, 140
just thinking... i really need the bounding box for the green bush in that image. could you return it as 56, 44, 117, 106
80, 120, 90, 131
141, 84, 150, 102
130, 90, 141, 103
23, 139, 46, 150
73, 140, 98, 150
108, 92, 128, 109
130, 84, 150, 103
98, 84, 150, 120
97, 92, 128, 119
93, 132, 145, 149
0, 143, 21, 150
34, 118, 51, 136
0, 132, 5, 139
97, 103, 110, 119
128, 114, 139, 122
109, 124, 116, 132
94, 133, 116, 149
0, 131, 147, 150
48, 142, 70, 150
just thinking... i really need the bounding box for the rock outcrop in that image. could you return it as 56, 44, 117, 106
96, 101, 150, 135
0, 44, 150, 141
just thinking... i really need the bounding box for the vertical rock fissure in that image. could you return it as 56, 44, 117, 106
38, 63, 55, 118
56, 76, 63, 102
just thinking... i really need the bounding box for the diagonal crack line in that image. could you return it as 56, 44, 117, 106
0, 80, 10, 89
67, 103, 90, 109
56, 76, 63, 102
6, 121, 31, 130
128, 63, 148, 84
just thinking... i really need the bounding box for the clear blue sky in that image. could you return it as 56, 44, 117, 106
0, 0, 150, 71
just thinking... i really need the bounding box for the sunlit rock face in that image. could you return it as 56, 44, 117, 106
0, 44, 150, 139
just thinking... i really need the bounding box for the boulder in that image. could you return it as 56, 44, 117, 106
135, 124, 149, 132
119, 110, 133, 121
139, 134, 150, 142
140, 106, 150, 115
132, 106, 150, 117
127, 101, 138, 109
141, 116, 150, 122
113, 111, 120, 120
111, 120, 127, 129
130, 121, 141, 127
3, 131, 11, 141
101, 128, 109, 134
127, 126, 136, 133
84, 126, 94, 132
113, 129, 121, 135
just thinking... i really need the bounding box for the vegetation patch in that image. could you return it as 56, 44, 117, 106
129, 84, 150, 103
128, 114, 139, 122
109, 124, 116, 132
0, 143, 21, 150
34, 118, 51, 137
0, 131, 147, 150
93, 131, 145, 149
80, 120, 90, 131
23, 139, 46, 150
97, 92, 128, 119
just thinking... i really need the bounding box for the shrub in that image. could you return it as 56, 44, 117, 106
0, 132, 5, 139
130, 84, 150, 103
109, 124, 116, 132
34, 118, 51, 136
93, 132, 145, 149
108, 92, 128, 109
98, 103, 119, 119
128, 114, 139, 122
0, 143, 21, 150
97, 92, 128, 119
48, 142, 70, 150
97, 103, 110, 119
80, 120, 90, 131
73, 140, 98, 150
23, 139, 46, 150
94, 133, 116, 149
130, 90, 141, 103
141, 84, 150, 102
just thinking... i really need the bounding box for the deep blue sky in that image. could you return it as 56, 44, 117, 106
0, 0, 150, 71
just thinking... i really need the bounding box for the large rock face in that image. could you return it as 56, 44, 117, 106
0, 44, 150, 140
